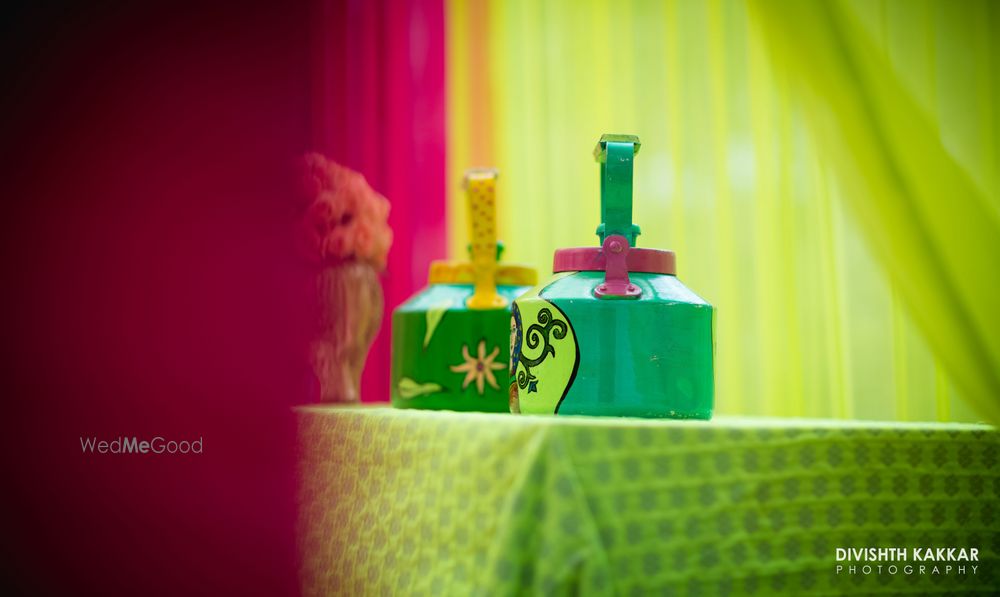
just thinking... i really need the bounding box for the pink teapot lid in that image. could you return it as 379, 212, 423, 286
553, 245, 675, 275
551, 134, 676, 300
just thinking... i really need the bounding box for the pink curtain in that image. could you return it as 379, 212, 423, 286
311, 0, 447, 402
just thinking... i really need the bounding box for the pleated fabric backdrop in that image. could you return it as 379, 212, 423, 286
750, 0, 1000, 423
445, 0, 997, 422
312, 0, 447, 406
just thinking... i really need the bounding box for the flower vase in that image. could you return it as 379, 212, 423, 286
309, 260, 383, 403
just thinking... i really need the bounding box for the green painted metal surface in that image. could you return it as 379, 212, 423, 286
511, 272, 714, 418
594, 135, 641, 246
391, 283, 531, 412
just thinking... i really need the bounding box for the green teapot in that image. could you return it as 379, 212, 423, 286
391, 169, 536, 412
509, 135, 715, 418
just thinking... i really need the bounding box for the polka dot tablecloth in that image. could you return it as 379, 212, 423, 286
297, 406, 999, 595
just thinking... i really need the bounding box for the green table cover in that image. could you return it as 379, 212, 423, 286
297, 407, 999, 595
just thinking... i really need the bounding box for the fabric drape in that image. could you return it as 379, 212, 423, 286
747, 0, 1000, 423
314, 0, 447, 404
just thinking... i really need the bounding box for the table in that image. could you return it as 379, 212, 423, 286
297, 406, 999, 595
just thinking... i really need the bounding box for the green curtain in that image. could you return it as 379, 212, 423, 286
446, 0, 997, 422
747, 0, 1000, 423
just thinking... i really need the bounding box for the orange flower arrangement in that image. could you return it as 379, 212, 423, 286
296, 153, 393, 270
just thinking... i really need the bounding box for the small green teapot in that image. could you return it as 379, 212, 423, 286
391, 170, 536, 412
509, 135, 714, 418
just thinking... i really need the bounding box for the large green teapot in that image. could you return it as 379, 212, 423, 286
510, 135, 715, 418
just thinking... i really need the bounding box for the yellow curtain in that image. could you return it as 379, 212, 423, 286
446, 0, 998, 422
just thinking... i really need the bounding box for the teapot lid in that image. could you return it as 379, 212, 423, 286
552, 135, 675, 299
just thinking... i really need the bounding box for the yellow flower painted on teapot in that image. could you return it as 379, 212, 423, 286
449, 339, 506, 395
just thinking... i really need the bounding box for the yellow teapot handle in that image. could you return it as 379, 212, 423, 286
463, 169, 506, 309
